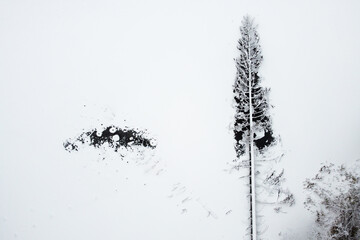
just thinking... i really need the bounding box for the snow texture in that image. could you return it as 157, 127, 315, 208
1, 1, 360, 240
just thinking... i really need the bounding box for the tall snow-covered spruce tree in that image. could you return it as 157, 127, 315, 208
233, 16, 294, 239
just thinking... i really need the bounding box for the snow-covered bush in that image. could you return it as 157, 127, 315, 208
304, 161, 360, 240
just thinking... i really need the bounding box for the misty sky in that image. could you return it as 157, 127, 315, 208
1, 0, 360, 239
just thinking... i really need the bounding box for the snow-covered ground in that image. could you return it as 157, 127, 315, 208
1, 0, 360, 239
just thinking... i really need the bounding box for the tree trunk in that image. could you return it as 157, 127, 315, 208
248, 49, 257, 240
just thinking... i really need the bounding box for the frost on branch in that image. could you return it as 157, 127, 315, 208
304, 161, 360, 240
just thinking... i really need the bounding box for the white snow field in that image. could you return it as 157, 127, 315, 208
1, 0, 360, 239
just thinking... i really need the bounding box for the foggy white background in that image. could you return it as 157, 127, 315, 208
1, 0, 360, 239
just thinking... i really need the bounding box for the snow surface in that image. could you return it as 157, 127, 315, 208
1, 0, 360, 239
